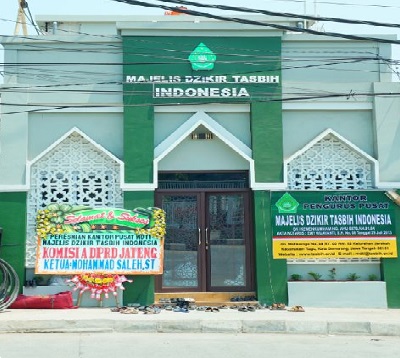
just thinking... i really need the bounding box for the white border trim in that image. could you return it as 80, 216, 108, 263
4, 125, 399, 193
0, 185, 29, 192
154, 104, 250, 113
376, 182, 400, 190
121, 183, 157, 191
282, 102, 373, 111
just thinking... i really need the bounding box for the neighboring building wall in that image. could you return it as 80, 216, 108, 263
373, 82, 400, 182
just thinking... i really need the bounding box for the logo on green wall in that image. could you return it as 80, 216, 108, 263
275, 192, 299, 213
188, 43, 216, 71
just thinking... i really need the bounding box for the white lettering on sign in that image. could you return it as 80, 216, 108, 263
126, 75, 182, 83
184, 76, 228, 83
231, 75, 280, 83
125, 75, 280, 84
153, 87, 250, 98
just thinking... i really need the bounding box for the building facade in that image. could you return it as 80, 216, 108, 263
1, 15, 400, 307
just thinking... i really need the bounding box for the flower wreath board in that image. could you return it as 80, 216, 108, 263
34, 205, 166, 304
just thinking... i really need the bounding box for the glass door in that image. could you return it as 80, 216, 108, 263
156, 191, 252, 292
207, 193, 249, 290
157, 193, 203, 291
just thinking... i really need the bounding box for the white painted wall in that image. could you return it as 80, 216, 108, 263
158, 135, 249, 171
283, 109, 374, 158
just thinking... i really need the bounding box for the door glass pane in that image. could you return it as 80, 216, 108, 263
209, 194, 246, 287
161, 195, 199, 288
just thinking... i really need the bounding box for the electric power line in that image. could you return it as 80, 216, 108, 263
154, 0, 400, 29
111, 0, 400, 45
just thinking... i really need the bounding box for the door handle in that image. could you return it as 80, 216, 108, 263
205, 227, 209, 245
198, 228, 201, 245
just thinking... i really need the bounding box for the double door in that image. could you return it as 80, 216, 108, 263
156, 190, 252, 292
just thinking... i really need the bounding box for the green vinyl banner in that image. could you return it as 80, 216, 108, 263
271, 191, 397, 259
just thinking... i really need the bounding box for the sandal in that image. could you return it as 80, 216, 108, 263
288, 305, 305, 312
270, 303, 286, 310
120, 307, 139, 314
110, 306, 125, 312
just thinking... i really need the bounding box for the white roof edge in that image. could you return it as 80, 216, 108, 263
284, 128, 378, 166
28, 127, 124, 167
35, 15, 310, 23
154, 111, 252, 161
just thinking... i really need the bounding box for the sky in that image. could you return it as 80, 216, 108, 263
1, 0, 400, 80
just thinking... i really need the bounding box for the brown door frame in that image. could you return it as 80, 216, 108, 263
155, 188, 254, 293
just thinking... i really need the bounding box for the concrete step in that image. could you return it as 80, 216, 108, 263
155, 292, 257, 307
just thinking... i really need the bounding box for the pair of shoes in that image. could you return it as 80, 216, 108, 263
217, 305, 228, 309
144, 307, 161, 314
205, 307, 219, 313
238, 306, 256, 312
196, 306, 207, 311
173, 306, 189, 313
120, 307, 139, 314
270, 303, 286, 310
288, 305, 305, 312
110, 306, 124, 312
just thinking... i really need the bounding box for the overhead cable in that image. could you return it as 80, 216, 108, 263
112, 0, 400, 45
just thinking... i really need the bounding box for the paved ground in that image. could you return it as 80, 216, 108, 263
1, 306, 400, 335
2, 333, 400, 358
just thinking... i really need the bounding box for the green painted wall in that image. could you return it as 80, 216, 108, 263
251, 102, 283, 183
122, 35, 285, 304
123, 105, 154, 184
382, 196, 400, 308
123, 190, 155, 305
0, 192, 27, 291
253, 191, 287, 304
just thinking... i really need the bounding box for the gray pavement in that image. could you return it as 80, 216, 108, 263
1, 306, 400, 335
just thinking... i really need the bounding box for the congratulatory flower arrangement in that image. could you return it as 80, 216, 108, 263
67, 273, 132, 301
36, 204, 166, 240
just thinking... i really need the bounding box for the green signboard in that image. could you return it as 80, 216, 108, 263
271, 191, 397, 259
123, 36, 281, 105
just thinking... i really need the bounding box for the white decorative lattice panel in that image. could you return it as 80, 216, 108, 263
287, 132, 377, 264
287, 134, 373, 190
25, 131, 123, 267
